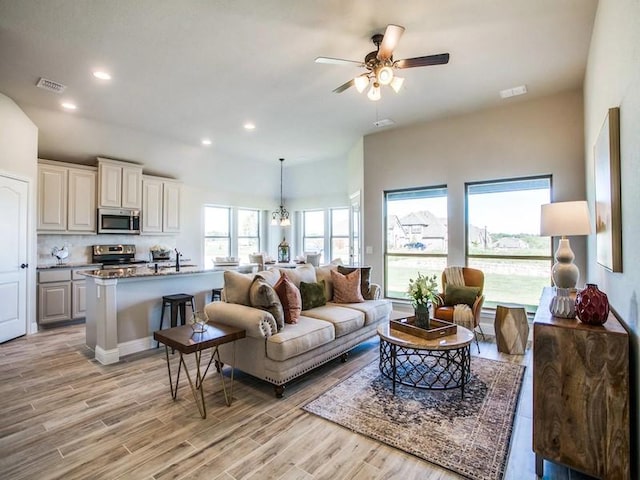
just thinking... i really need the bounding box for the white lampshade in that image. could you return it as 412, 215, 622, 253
540, 201, 591, 237
354, 75, 369, 93
367, 84, 381, 101
377, 66, 394, 85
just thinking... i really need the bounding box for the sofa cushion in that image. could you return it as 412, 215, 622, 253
280, 263, 317, 288
302, 304, 365, 337
300, 280, 326, 311
274, 272, 302, 324
223, 270, 253, 306
315, 264, 338, 301
334, 299, 393, 326
255, 269, 280, 287
249, 276, 285, 331
266, 316, 335, 361
331, 269, 364, 303
338, 265, 371, 298
444, 285, 480, 308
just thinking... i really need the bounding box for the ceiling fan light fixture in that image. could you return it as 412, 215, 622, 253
377, 66, 394, 85
367, 84, 381, 101
390, 76, 405, 93
354, 75, 369, 93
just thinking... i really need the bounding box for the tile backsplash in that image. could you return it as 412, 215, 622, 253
37, 234, 178, 266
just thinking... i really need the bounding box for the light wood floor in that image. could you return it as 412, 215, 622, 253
0, 322, 595, 480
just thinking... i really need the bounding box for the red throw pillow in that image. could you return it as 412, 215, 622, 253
274, 272, 302, 324
331, 269, 365, 303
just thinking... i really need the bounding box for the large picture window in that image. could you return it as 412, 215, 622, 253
330, 208, 350, 264
466, 176, 552, 312
303, 210, 325, 263
385, 186, 448, 300
237, 208, 260, 262
204, 206, 230, 266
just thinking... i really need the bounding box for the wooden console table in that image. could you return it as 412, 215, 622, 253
533, 287, 629, 479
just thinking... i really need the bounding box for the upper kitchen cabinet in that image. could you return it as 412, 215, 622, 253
97, 158, 142, 209
38, 160, 97, 233
142, 175, 181, 234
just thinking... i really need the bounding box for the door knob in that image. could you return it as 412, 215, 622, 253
20, 263, 28, 269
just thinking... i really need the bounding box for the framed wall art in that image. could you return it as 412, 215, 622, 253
594, 106, 622, 272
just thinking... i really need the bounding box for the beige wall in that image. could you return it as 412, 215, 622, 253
584, 0, 640, 468
0, 93, 38, 332
362, 89, 586, 287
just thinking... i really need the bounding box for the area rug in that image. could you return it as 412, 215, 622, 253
303, 357, 525, 480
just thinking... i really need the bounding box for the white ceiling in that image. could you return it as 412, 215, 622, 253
0, 0, 598, 166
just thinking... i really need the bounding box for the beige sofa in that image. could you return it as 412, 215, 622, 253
204, 264, 392, 397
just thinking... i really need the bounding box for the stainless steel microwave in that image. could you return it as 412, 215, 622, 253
97, 208, 140, 234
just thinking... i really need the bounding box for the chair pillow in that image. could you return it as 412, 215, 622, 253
300, 280, 326, 311
444, 285, 480, 308
249, 276, 285, 331
274, 272, 302, 324
331, 269, 364, 303
337, 265, 371, 298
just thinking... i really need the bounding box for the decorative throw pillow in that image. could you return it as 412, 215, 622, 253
337, 265, 371, 299
300, 280, 326, 311
274, 272, 302, 324
223, 270, 253, 306
315, 264, 338, 301
331, 269, 364, 303
444, 285, 481, 308
249, 276, 285, 331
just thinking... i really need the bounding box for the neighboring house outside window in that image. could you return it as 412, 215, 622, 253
466, 176, 552, 313
384, 186, 448, 300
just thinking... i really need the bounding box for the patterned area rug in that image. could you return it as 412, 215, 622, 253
303, 357, 525, 480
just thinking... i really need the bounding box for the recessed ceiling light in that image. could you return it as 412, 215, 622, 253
93, 71, 112, 80
243, 122, 256, 130
201, 139, 212, 146
61, 102, 77, 110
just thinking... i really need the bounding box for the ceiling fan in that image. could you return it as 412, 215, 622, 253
315, 24, 450, 101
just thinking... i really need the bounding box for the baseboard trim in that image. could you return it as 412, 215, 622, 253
118, 336, 155, 357
95, 346, 120, 365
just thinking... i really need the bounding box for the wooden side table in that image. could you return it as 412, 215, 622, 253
153, 322, 245, 419
494, 304, 529, 354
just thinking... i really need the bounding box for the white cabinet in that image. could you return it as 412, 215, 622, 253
38, 267, 92, 324
142, 175, 181, 234
38, 163, 67, 231
38, 160, 96, 233
97, 158, 142, 209
68, 168, 97, 231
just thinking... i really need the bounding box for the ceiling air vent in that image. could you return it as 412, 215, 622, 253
373, 118, 395, 128
36, 77, 67, 94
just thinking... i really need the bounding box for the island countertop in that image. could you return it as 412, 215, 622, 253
79, 264, 257, 279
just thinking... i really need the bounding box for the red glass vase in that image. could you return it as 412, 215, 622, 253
575, 283, 609, 325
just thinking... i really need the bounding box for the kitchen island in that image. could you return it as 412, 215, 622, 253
82, 265, 254, 365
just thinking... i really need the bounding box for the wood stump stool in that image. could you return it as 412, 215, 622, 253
495, 305, 529, 354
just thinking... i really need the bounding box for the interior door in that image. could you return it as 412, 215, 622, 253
0, 175, 28, 343
350, 191, 361, 266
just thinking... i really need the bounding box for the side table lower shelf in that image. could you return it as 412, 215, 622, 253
153, 322, 246, 419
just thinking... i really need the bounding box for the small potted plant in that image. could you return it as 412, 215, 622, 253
407, 272, 441, 329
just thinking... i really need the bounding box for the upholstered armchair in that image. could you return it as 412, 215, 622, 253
433, 267, 485, 352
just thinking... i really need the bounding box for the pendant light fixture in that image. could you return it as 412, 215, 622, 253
271, 158, 291, 226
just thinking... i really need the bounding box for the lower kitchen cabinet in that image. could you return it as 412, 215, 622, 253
38, 267, 91, 324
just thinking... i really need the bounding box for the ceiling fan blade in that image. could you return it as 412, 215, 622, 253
332, 79, 354, 93
377, 24, 405, 61
395, 53, 450, 69
315, 56, 365, 67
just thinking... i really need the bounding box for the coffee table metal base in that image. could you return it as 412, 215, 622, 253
379, 337, 471, 398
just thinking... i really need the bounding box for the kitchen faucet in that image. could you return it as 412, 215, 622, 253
175, 248, 182, 271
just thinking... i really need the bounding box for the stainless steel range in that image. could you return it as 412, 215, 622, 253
92, 244, 148, 269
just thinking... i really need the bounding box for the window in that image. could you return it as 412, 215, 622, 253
466, 176, 551, 312
385, 187, 448, 300
237, 208, 260, 262
303, 210, 325, 263
204, 206, 230, 267
331, 208, 349, 264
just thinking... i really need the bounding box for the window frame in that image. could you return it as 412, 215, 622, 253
330, 207, 350, 265
203, 205, 262, 266
237, 207, 261, 260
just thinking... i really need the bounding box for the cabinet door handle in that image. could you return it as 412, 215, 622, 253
20, 263, 29, 269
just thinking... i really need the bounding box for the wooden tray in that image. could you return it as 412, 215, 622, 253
390, 316, 457, 340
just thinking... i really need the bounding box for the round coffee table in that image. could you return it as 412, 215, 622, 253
377, 322, 474, 398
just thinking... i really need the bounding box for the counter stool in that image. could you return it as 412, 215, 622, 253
157, 293, 195, 347
211, 288, 223, 302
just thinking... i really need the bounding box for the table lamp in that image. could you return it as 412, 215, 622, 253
540, 201, 592, 290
